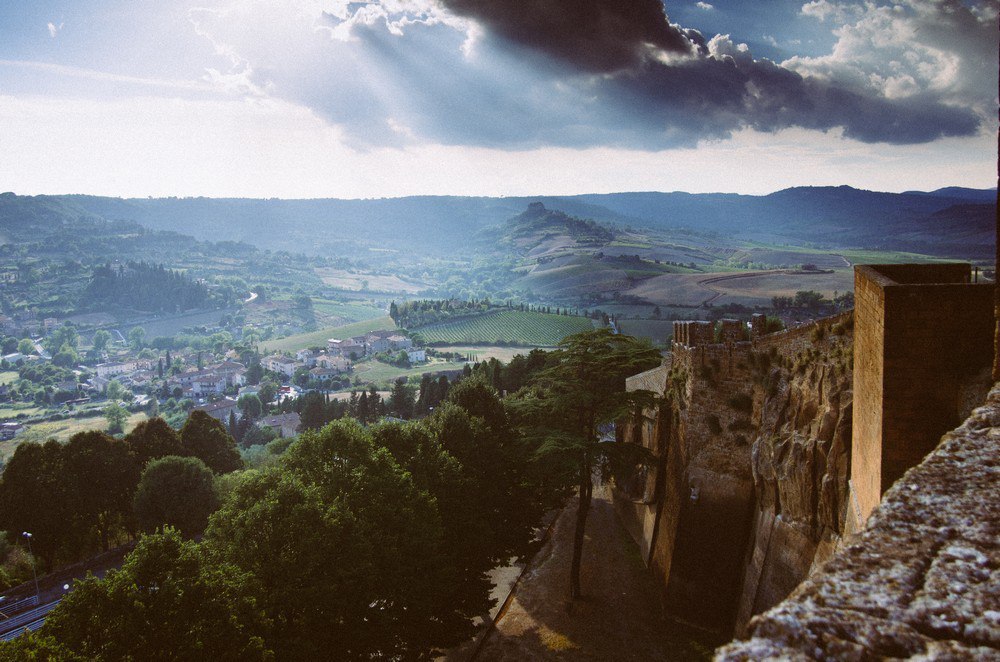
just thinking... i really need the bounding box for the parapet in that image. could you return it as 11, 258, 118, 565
672, 319, 745, 348
716, 382, 1000, 660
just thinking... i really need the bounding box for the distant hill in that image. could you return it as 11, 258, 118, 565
481, 201, 616, 251
0, 185, 993, 258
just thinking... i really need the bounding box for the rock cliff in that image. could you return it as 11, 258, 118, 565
617, 313, 854, 635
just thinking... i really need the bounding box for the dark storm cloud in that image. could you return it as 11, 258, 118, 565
191, 0, 994, 150
427, 0, 985, 146
437, 0, 693, 73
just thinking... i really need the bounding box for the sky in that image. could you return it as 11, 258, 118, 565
0, 0, 996, 198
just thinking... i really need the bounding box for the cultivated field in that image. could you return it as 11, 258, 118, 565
315, 268, 428, 294
415, 310, 595, 346
627, 268, 855, 308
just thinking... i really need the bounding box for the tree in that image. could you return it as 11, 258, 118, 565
127, 326, 146, 351
134, 456, 219, 537
387, 378, 414, 420
245, 360, 264, 385
180, 411, 242, 474
104, 402, 129, 434
205, 420, 452, 659
62, 431, 140, 551
0, 440, 70, 566
297, 392, 328, 431
92, 329, 112, 353
238, 394, 263, 421
512, 328, 660, 598
124, 417, 185, 468
257, 379, 277, 405
106, 379, 128, 402
37, 529, 270, 660
16, 338, 35, 356
43, 323, 78, 356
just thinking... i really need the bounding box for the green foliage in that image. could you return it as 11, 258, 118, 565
42, 323, 79, 356
0, 432, 139, 565
124, 417, 185, 467
38, 529, 270, 660
387, 378, 415, 419
91, 329, 111, 353
16, 338, 36, 356
237, 394, 263, 420
180, 411, 242, 474
127, 326, 146, 350
392, 298, 492, 328
105, 379, 127, 401
103, 402, 128, 434
509, 328, 660, 598
205, 420, 448, 659
134, 456, 219, 537
84, 261, 213, 313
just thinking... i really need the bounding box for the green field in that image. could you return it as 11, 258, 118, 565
0, 403, 44, 419
0, 371, 19, 386
262, 316, 395, 353
444, 346, 538, 363
311, 300, 386, 321
352, 358, 465, 386
1, 412, 148, 462
415, 310, 596, 346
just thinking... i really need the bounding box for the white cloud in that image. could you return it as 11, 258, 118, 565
695, 2, 714, 10
46, 22, 63, 38
786, 0, 998, 117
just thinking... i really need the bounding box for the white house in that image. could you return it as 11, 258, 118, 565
387, 335, 413, 351
406, 348, 427, 363
263, 354, 300, 378
95, 360, 150, 378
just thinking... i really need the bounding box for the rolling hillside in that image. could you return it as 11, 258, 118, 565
413, 309, 596, 346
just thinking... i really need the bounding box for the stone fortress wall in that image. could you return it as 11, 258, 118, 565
618, 263, 996, 652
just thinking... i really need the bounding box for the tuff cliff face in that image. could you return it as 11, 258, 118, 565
617, 313, 854, 636
734, 321, 853, 633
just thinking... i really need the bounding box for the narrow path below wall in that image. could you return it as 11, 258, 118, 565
474, 483, 718, 661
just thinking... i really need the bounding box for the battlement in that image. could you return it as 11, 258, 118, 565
850, 263, 993, 528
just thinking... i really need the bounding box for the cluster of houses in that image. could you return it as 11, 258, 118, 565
261, 330, 425, 385
0, 319, 429, 443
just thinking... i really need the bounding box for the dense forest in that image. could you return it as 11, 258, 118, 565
83, 262, 218, 313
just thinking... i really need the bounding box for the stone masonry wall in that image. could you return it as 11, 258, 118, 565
717, 382, 1000, 660
617, 313, 854, 635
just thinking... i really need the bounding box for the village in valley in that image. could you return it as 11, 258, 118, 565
0, 301, 451, 456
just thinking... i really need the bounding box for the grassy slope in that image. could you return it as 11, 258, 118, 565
415, 310, 595, 346
262, 316, 395, 353
1, 412, 148, 462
